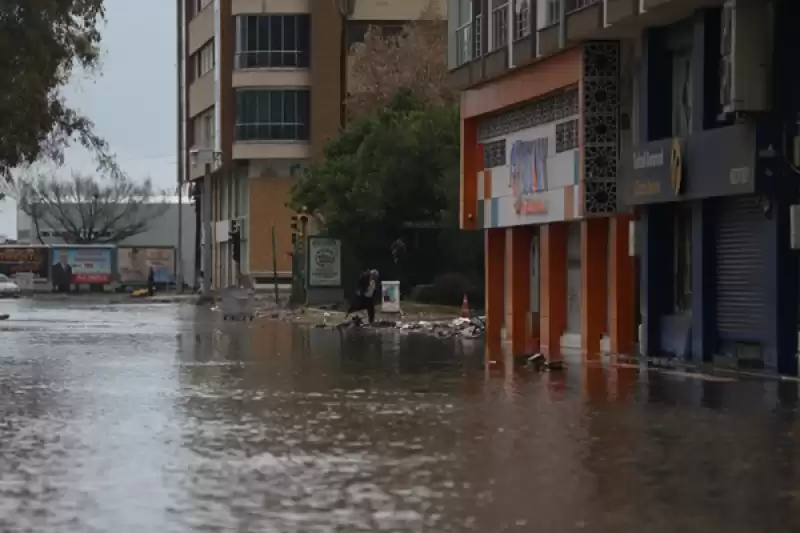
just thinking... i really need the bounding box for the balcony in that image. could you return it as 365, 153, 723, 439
539, 0, 603, 57
455, 14, 482, 67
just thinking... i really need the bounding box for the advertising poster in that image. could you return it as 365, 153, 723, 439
117, 247, 175, 285
381, 280, 401, 313
307, 237, 341, 287
0, 246, 49, 280
52, 247, 113, 285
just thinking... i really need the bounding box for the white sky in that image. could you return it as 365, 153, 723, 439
0, 0, 177, 239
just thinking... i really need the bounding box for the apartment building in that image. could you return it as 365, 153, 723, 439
451, 0, 800, 374
179, 0, 446, 289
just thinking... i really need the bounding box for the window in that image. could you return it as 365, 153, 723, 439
235, 15, 310, 69
195, 0, 212, 15
489, 0, 509, 51
545, 0, 560, 26
194, 40, 215, 79
193, 108, 215, 149
671, 48, 693, 136
235, 90, 310, 141
514, 0, 530, 40
673, 205, 692, 313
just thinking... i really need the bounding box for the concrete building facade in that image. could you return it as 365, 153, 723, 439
179, 0, 446, 289
449, 0, 636, 361
451, 0, 800, 375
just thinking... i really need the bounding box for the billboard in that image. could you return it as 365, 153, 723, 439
117, 247, 175, 285
0, 246, 49, 277
307, 237, 341, 287
52, 247, 113, 284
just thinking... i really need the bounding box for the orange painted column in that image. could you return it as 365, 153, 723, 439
509, 225, 537, 355
581, 217, 608, 360
539, 223, 567, 361
485, 228, 505, 343
460, 118, 480, 230
609, 214, 636, 355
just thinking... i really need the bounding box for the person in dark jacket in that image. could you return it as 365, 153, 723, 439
147, 266, 155, 297
346, 269, 379, 324
51, 251, 72, 293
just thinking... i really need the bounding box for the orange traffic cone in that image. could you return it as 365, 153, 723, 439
460, 294, 470, 318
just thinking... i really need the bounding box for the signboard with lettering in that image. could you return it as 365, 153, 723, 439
307, 237, 341, 288
0, 246, 49, 279
51, 246, 114, 285
620, 124, 758, 206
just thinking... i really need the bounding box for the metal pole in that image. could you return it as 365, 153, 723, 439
176, 0, 184, 292
271, 225, 279, 304
202, 162, 212, 295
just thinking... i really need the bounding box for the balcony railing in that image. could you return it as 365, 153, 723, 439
545, 0, 600, 26
566, 0, 601, 12
455, 14, 482, 67
514, 0, 531, 40
489, 2, 509, 52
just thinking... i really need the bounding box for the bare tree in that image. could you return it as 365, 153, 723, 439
345, 1, 453, 119
12, 171, 169, 244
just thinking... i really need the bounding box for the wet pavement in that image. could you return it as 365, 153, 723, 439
2, 300, 800, 532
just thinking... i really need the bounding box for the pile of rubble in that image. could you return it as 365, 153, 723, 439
331, 315, 485, 339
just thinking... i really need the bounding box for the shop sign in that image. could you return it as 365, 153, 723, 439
0, 246, 49, 279
620, 124, 757, 206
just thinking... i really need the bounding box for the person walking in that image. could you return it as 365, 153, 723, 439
346, 268, 380, 324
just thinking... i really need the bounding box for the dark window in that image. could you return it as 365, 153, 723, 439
235, 89, 311, 142
235, 15, 311, 69
673, 205, 692, 313
346, 22, 404, 49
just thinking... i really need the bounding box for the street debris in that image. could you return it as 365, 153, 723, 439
327, 315, 485, 339
525, 353, 564, 372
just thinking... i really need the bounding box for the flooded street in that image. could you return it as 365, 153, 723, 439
2, 301, 800, 532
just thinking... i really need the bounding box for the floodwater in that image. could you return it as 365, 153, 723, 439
1, 301, 800, 533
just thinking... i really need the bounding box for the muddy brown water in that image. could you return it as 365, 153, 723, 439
1, 300, 799, 532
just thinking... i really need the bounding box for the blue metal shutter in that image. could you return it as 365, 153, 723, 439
715, 195, 766, 339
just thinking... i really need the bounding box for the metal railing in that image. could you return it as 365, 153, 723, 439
544, 0, 600, 26
454, 14, 483, 67
566, 0, 601, 13
489, 2, 509, 52
514, 0, 531, 40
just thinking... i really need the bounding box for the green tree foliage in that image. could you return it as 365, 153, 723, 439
292, 92, 460, 266
0, 0, 114, 179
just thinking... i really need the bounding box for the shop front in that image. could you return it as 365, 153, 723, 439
620, 123, 787, 369
461, 43, 636, 362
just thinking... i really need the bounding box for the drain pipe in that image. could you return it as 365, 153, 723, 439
558, 0, 566, 49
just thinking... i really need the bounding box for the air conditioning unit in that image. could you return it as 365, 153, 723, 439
719, 0, 771, 117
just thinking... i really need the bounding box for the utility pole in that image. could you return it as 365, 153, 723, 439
202, 162, 212, 295
175, 0, 184, 292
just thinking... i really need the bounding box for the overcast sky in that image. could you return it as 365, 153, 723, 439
0, 0, 176, 238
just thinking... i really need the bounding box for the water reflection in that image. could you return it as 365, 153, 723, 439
2, 302, 800, 531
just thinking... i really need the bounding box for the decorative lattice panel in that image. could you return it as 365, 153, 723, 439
482, 140, 507, 168
581, 41, 620, 215
476, 87, 579, 142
